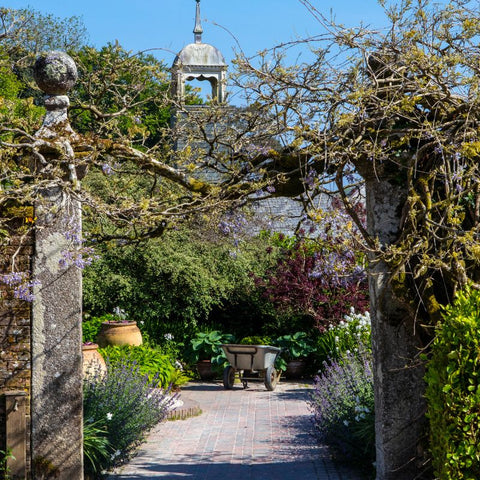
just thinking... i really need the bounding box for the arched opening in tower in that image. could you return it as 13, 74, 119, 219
186, 75, 218, 103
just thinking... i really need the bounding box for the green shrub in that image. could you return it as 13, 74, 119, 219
158, 333, 184, 360
184, 330, 235, 367
425, 287, 480, 479
239, 335, 273, 345
99, 344, 190, 389
83, 227, 276, 342
82, 315, 108, 343
275, 331, 315, 361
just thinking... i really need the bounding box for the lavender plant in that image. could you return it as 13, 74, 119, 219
309, 350, 375, 471
83, 359, 176, 474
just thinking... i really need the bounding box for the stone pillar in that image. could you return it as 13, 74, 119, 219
30, 51, 83, 480
365, 176, 427, 480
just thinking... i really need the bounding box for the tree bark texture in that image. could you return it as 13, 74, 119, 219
366, 177, 428, 480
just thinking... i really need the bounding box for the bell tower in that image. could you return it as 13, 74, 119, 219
171, 0, 227, 104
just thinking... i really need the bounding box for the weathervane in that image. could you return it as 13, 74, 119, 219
194, 0, 203, 43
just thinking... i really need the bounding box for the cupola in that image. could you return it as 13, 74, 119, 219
171, 0, 227, 103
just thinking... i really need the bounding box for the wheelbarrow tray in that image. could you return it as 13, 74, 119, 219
221, 344, 281, 371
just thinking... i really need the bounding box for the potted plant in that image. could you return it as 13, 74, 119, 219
96, 308, 143, 348
275, 331, 315, 379
82, 342, 107, 378
187, 330, 235, 380
239, 335, 273, 346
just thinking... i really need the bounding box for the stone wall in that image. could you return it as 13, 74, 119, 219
0, 208, 33, 478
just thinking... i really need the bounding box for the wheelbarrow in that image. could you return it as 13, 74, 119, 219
221, 344, 281, 391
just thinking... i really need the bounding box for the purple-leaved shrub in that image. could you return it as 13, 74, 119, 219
309, 349, 375, 471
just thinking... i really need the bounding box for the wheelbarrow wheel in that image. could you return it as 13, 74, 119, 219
223, 366, 235, 389
264, 366, 278, 391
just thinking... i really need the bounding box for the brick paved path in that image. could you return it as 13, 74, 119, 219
108, 381, 365, 480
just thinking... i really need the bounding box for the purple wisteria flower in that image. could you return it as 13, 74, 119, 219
0, 271, 40, 302
304, 169, 317, 188
59, 219, 99, 270
243, 144, 270, 159
102, 163, 114, 175
0, 271, 25, 286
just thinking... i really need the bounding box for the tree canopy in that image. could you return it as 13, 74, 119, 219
233, 0, 480, 329
0, 7, 274, 250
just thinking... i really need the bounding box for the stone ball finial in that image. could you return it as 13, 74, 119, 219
33, 51, 78, 95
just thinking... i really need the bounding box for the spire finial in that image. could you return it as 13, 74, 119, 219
194, 0, 203, 44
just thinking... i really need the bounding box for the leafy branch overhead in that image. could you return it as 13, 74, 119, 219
3, 1, 480, 329
0, 8, 310, 246
233, 0, 480, 328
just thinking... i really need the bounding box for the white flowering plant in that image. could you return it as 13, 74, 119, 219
314, 309, 371, 366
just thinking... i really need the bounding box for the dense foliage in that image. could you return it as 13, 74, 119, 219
424, 288, 480, 479
83, 224, 279, 341
71, 44, 170, 147
82, 314, 107, 343
99, 344, 189, 389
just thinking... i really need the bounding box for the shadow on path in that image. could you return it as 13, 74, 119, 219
111, 460, 357, 480
108, 381, 368, 480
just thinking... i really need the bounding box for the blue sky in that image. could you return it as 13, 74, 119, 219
3, 0, 389, 66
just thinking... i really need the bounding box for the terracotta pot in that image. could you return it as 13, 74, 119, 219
196, 360, 216, 380
96, 321, 143, 347
82, 343, 107, 378
285, 358, 306, 379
